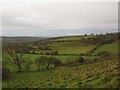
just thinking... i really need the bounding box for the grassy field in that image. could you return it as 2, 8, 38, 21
2, 59, 119, 88
2, 37, 47, 43
49, 35, 93, 41
3, 54, 98, 72
48, 42, 96, 54
94, 41, 119, 55
23, 54, 79, 63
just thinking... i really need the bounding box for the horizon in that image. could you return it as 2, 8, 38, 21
1, 31, 118, 38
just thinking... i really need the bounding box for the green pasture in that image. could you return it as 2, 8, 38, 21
94, 41, 119, 55
2, 53, 98, 72
48, 42, 96, 54
50, 35, 93, 41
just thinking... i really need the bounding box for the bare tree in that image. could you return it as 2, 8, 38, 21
5, 43, 27, 72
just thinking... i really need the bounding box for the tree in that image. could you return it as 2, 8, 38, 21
24, 60, 33, 71
35, 56, 47, 71
53, 51, 59, 55
5, 43, 27, 72
47, 57, 61, 68
54, 59, 61, 67
51, 50, 58, 55
77, 56, 84, 63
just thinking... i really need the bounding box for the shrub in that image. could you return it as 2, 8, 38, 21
24, 60, 33, 71
93, 58, 98, 62
35, 56, 61, 70
80, 53, 85, 56
51, 50, 59, 55
47, 57, 61, 68
35, 56, 48, 71
40, 52, 43, 55
77, 56, 84, 63
46, 52, 50, 55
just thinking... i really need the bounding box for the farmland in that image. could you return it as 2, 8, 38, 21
94, 41, 119, 55
2, 32, 119, 89
48, 42, 96, 54
49, 35, 93, 41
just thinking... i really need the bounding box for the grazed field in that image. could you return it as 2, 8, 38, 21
94, 41, 119, 55
48, 42, 96, 54
49, 35, 93, 41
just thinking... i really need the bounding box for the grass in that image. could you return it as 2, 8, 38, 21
48, 42, 96, 54
2, 59, 119, 88
2, 34, 119, 88
94, 41, 118, 55
23, 54, 99, 64
50, 35, 93, 41
3, 54, 98, 72
23, 54, 79, 63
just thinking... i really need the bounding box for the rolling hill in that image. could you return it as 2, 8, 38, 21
2, 32, 119, 88
2, 36, 48, 43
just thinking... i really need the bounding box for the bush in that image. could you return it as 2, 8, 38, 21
93, 58, 98, 62
46, 57, 61, 68
77, 56, 84, 63
80, 53, 85, 56
35, 56, 61, 70
46, 52, 50, 55
51, 50, 59, 55
24, 60, 33, 71
35, 56, 48, 71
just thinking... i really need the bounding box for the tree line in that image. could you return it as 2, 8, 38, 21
80, 32, 119, 44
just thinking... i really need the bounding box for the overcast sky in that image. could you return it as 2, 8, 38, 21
1, 0, 118, 37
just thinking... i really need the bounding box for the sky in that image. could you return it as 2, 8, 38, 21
1, 0, 118, 37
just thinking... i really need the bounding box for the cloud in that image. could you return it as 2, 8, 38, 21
1, 2, 118, 36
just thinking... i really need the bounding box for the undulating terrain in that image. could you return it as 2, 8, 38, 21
2, 33, 120, 88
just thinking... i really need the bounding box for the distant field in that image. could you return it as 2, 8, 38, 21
94, 41, 118, 55
2, 37, 47, 43
49, 35, 93, 41
23, 54, 79, 63
48, 42, 96, 54
23, 54, 98, 63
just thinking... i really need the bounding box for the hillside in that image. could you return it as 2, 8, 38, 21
2, 36, 47, 43
2, 32, 119, 88
48, 42, 96, 54
94, 41, 119, 55
48, 35, 93, 41
2, 59, 119, 88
